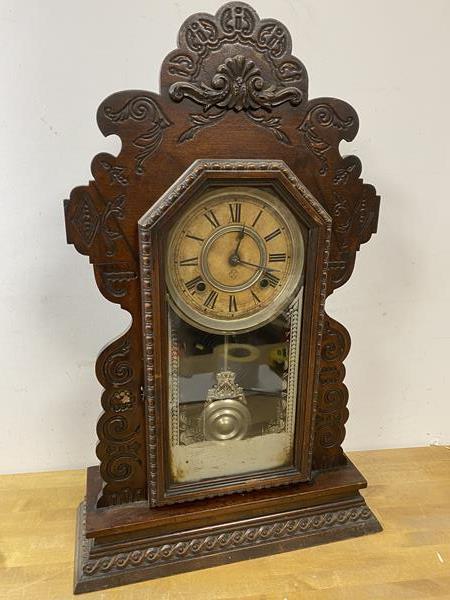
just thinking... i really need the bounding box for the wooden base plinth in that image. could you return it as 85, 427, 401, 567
74, 459, 381, 594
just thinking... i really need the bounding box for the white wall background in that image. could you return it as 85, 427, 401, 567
1, 0, 449, 474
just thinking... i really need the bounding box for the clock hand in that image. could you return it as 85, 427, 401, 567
236, 258, 282, 273
233, 224, 246, 255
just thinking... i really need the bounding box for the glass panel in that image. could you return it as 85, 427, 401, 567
168, 287, 303, 484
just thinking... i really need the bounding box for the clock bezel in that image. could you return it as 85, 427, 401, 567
165, 185, 306, 334
139, 159, 332, 506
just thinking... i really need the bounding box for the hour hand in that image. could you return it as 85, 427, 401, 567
234, 224, 246, 254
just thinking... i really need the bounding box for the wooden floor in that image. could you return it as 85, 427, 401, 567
1, 447, 449, 599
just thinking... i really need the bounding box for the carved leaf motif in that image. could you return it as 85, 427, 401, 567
133, 124, 169, 175
178, 110, 226, 143
104, 96, 171, 174
170, 55, 301, 112
298, 104, 354, 175
100, 161, 129, 186
333, 163, 357, 186
100, 195, 126, 257
170, 55, 301, 144
246, 112, 291, 144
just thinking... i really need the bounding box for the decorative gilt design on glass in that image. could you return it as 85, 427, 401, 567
168, 284, 304, 485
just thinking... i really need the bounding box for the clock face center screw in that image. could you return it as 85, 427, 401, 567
229, 253, 240, 266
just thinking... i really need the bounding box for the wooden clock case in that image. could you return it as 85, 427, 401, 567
64, 2, 381, 593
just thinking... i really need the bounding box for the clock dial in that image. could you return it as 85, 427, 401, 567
166, 186, 304, 333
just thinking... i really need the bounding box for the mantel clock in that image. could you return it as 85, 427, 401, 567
64, 2, 381, 593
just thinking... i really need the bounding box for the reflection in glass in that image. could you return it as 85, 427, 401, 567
168, 288, 303, 483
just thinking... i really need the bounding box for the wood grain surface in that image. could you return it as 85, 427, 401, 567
1, 446, 449, 599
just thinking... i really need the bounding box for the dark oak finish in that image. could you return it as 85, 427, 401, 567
64, 2, 381, 592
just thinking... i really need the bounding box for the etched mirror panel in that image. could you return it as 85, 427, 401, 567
168, 296, 303, 483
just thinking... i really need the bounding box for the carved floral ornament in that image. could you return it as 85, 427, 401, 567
169, 55, 302, 112
168, 54, 302, 143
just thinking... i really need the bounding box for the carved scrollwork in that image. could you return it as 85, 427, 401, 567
321, 320, 349, 362
167, 2, 299, 83
170, 55, 301, 112
82, 504, 374, 576
101, 415, 139, 442
170, 54, 301, 143
314, 316, 351, 468
298, 104, 354, 175
327, 256, 355, 291
104, 96, 171, 174
104, 453, 140, 482
101, 339, 134, 387
168, 53, 196, 77
333, 162, 358, 186
276, 60, 303, 82
318, 384, 347, 414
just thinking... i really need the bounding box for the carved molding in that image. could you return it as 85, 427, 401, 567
139, 230, 158, 506
81, 503, 375, 576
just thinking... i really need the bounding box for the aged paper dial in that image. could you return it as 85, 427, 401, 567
166, 186, 304, 333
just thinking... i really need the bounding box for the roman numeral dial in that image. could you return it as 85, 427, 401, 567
166, 186, 305, 333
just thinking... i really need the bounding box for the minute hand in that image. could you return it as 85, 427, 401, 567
237, 259, 282, 273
